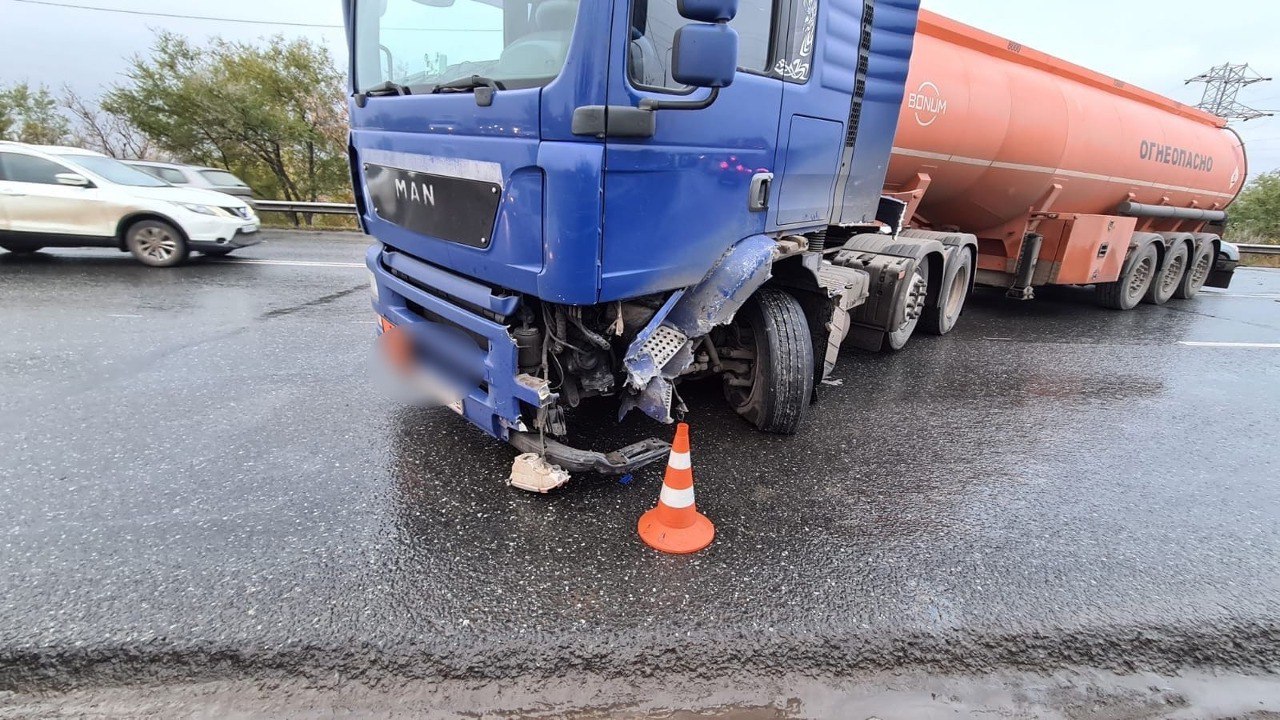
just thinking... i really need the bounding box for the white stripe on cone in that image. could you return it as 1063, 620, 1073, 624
660, 484, 696, 509
668, 451, 691, 471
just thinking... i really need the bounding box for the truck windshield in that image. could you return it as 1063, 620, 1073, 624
353, 0, 580, 94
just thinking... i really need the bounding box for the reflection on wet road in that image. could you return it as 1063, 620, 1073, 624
2, 234, 1279, 708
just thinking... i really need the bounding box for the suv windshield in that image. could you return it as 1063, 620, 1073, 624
58, 154, 169, 187
353, 0, 580, 93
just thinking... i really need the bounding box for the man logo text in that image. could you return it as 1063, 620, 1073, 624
395, 178, 436, 207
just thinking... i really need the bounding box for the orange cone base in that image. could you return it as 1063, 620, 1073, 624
638, 508, 715, 555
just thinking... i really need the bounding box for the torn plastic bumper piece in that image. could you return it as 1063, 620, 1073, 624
508, 433, 672, 475
620, 234, 777, 424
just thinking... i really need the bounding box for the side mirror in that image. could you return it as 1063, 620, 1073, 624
678, 0, 738, 22
671, 23, 738, 89
55, 173, 91, 188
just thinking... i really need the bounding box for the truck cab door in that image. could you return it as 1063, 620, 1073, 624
770, 0, 918, 231
597, 0, 786, 301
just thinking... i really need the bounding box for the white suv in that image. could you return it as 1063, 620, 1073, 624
0, 143, 260, 267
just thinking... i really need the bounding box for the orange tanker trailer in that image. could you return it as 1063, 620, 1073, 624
885, 10, 1246, 309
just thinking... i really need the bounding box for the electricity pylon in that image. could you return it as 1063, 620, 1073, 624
1187, 63, 1273, 121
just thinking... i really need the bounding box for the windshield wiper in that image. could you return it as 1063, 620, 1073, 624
354, 80, 411, 107
431, 75, 505, 106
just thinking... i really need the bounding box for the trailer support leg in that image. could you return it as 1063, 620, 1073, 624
1007, 232, 1043, 300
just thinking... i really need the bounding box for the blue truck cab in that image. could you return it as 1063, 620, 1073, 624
343, 0, 976, 476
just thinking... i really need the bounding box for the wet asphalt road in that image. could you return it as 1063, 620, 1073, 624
2, 232, 1280, 696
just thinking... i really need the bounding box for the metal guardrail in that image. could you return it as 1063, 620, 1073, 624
252, 201, 1280, 257
1238, 244, 1280, 257
255, 200, 359, 216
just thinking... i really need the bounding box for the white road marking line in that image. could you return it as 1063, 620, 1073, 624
1199, 293, 1280, 300
210, 258, 364, 268
107, 314, 143, 318
1179, 341, 1280, 349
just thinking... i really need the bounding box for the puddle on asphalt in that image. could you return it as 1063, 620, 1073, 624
6, 669, 1280, 719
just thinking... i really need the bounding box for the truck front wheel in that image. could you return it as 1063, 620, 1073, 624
722, 289, 814, 435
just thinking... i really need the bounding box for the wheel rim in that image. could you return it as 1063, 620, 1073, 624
1160, 251, 1187, 297
1189, 251, 1212, 290
889, 267, 929, 344
135, 226, 177, 262
944, 263, 971, 319
1127, 254, 1155, 301
722, 320, 764, 426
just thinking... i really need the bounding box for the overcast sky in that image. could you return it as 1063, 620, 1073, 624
2, 0, 1278, 172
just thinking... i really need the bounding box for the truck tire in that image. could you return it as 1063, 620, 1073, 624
1095, 244, 1158, 311
922, 248, 972, 336
723, 289, 814, 435
1143, 241, 1188, 306
1174, 242, 1214, 300
884, 259, 929, 350
126, 220, 189, 268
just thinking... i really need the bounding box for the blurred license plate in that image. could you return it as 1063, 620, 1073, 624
240, 223, 259, 234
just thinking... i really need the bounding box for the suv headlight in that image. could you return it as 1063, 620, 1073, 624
173, 202, 219, 216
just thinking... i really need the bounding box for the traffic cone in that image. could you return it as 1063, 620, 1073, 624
638, 423, 715, 554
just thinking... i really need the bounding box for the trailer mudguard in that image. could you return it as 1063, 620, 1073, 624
621, 234, 777, 423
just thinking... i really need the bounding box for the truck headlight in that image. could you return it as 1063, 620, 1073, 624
367, 268, 380, 301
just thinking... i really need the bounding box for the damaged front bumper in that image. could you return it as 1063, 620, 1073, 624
369, 243, 670, 476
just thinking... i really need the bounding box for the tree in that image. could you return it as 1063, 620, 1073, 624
0, 82, 70, 144
103, 32, 350, 211
1228, 171, 1280, 243
63, 88, 154, 160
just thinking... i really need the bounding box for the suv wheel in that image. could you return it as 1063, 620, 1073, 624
126, 220, 189, 268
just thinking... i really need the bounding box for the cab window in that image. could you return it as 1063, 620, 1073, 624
629, 0, 778, 91
0, 152, 72, 185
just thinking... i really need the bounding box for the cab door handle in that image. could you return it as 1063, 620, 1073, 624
749, 172, 772, 212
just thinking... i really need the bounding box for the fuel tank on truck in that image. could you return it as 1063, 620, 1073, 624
884, 10, 1248, 244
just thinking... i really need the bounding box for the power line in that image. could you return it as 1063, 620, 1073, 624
8, 0, 345, 28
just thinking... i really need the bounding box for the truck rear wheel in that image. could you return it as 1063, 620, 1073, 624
922, 248, 972, 336
884, 260, 929, 350
1144, 242, 1188, 306
723, 289, 813, 435
1174, 242, 1214, 300
1096, 244, 1158, 311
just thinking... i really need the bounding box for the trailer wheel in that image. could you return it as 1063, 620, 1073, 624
722, 289, 814, 435
1144, 241, 1188, 306
922, 248, 972, 336
1174, 242, 1214, 300
1096, 244, 1158, 311
884, 260, 930, 350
